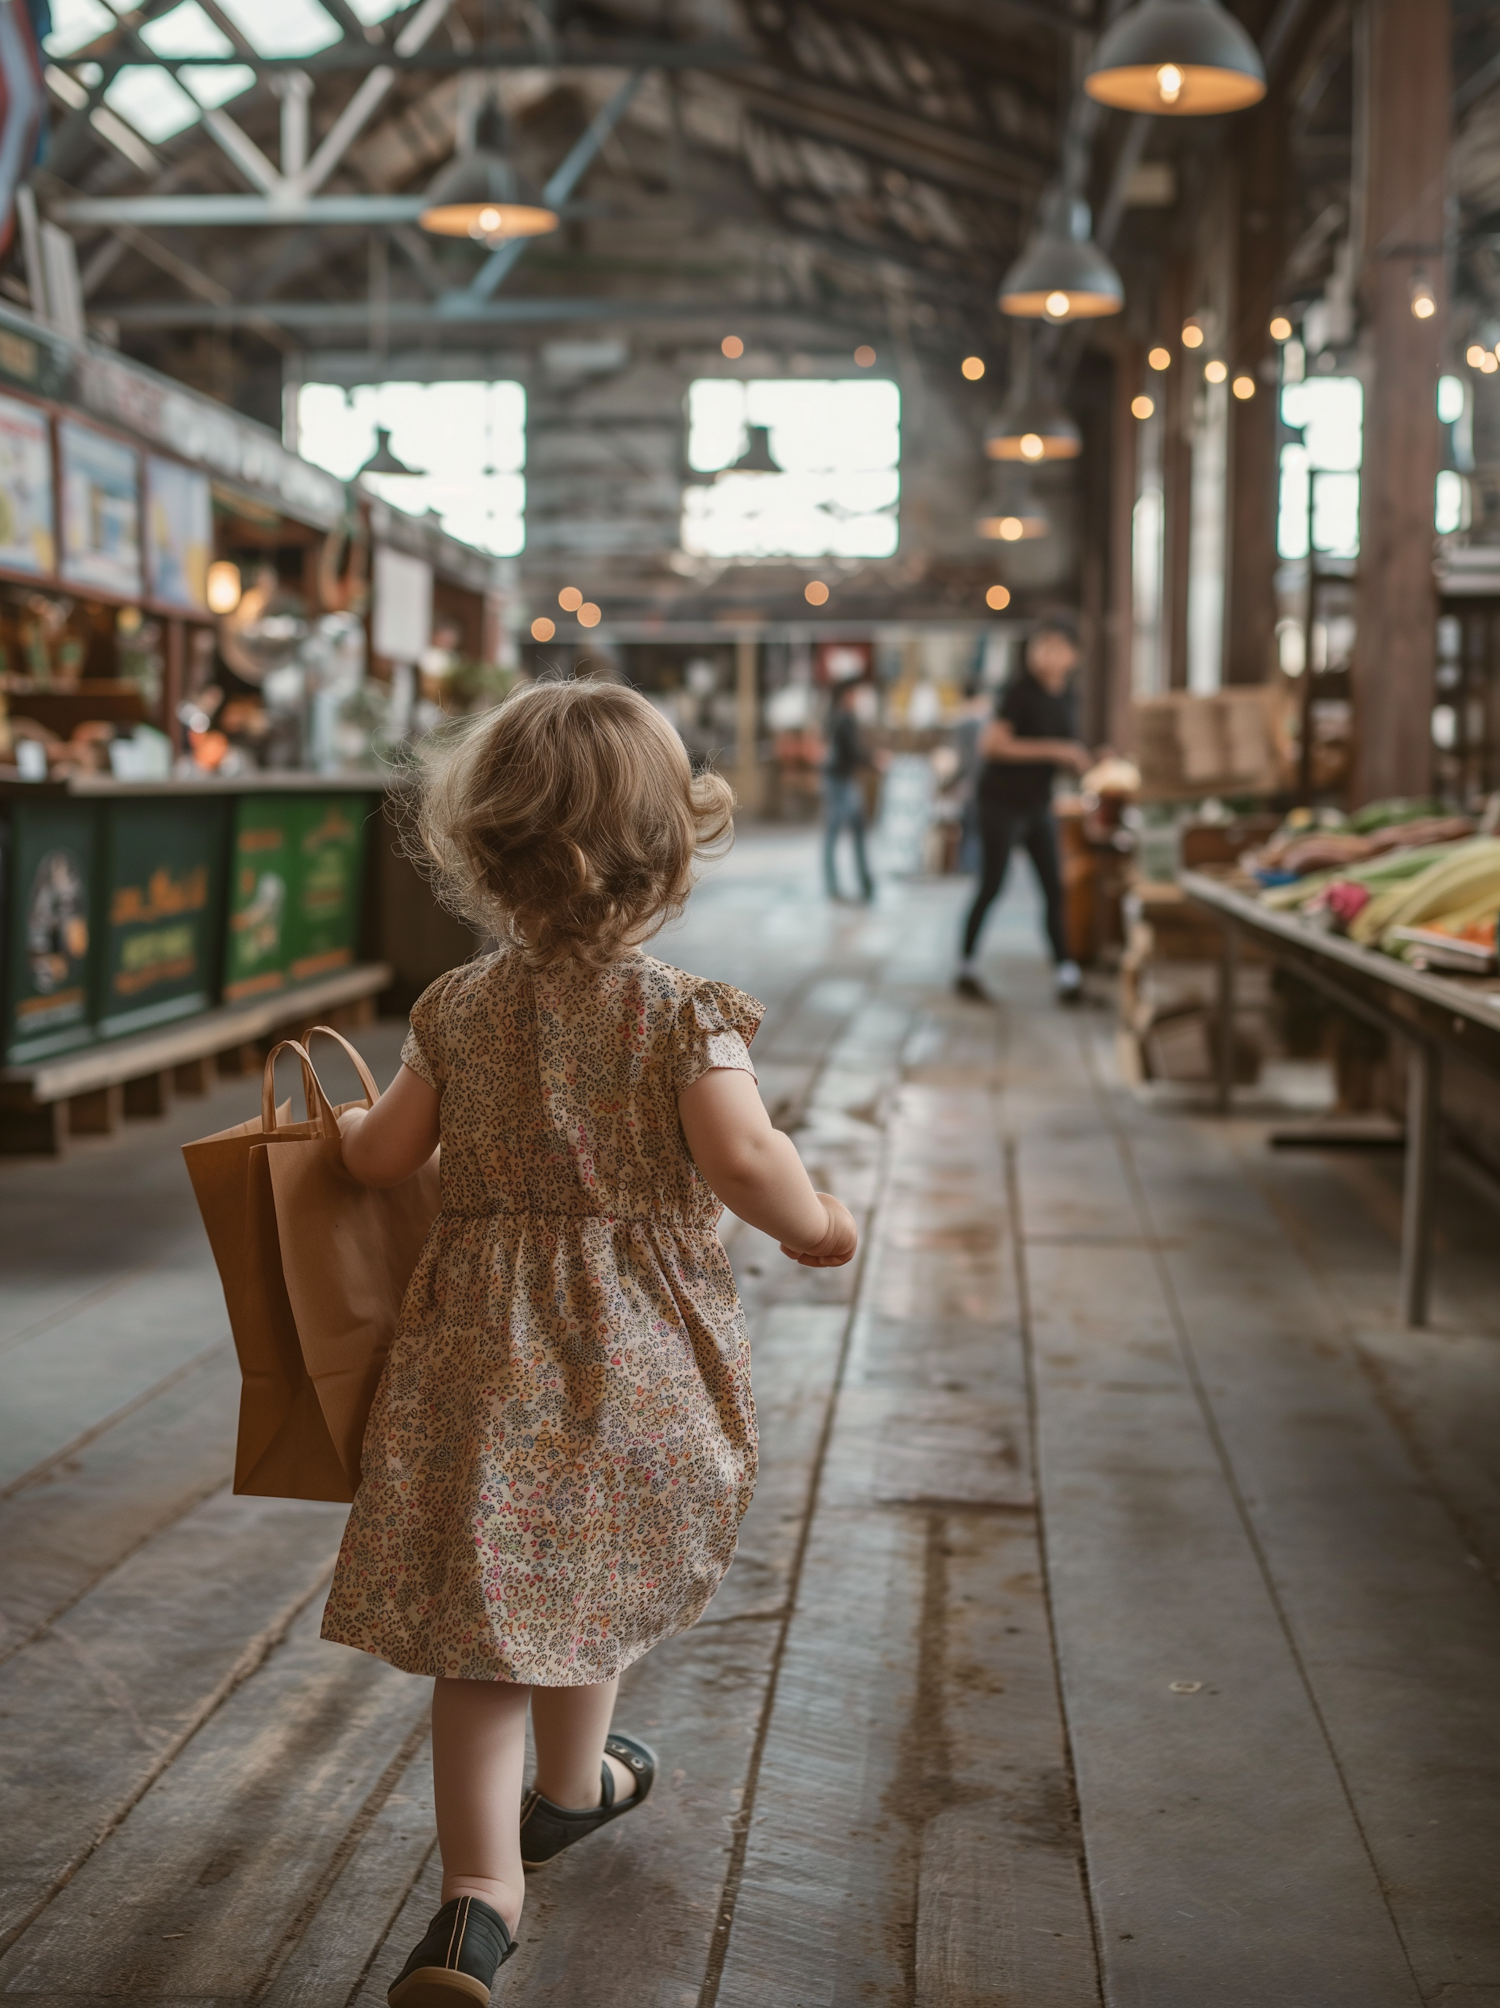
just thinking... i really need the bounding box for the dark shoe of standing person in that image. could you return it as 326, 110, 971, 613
954, 969, 992, 1004
388, 1895, 515, 2007
519, 1733, 657, 1869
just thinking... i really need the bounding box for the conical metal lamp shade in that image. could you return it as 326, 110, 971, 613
985, 396, 1081, 463
977, 475, 1051, 540
998, 190, 1123, 319
1084, 0, 1266, 115
357, 426, 421, 477
730, 424, 780, 474
419, 143, 558, 243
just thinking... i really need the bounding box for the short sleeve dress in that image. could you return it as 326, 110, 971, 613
320, 948, 764, 1686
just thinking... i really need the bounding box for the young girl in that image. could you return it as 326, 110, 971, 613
324, 680, 857, 2008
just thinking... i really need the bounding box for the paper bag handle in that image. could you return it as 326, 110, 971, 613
261, 1039, 328, 1134
302, 1025, 380, 1108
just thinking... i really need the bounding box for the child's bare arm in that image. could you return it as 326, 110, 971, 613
678, 1067, 857, 1268
339, 1065, 441, 1188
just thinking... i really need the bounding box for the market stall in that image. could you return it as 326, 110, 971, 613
1184, 820, 1500, 1325
0, 771, 386, 1152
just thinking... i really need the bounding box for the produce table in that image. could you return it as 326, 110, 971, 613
1182, 868, 1500, 1326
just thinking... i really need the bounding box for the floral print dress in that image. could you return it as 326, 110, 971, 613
321, 949, 764, 1685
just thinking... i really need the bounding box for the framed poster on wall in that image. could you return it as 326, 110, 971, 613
145, 455, 211, 612
59, 418, 141, 597
0, 393, 54, 576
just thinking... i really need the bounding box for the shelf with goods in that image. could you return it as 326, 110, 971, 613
0, 298, 514, 784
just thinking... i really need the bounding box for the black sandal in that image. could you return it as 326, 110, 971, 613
519, 1732, 657, 1869
388, 1894, 516, 2007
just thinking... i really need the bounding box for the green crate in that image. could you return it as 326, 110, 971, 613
97, 796, 229, 1040
223, 794, 302, 1003
287, 793, 374, 985
2, 795, 98, 1063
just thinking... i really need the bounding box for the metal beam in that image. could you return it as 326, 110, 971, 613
467, 69, 648, 301
104, 294, 876, 328
49, 37, 753, 73
286, 0, 454, 200
51, 193, 606, 226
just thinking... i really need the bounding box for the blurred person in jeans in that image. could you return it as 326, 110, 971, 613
956, 615, 1091, 1004
823, 680, 879, 902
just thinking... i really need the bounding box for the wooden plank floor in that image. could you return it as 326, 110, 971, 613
1, 829, 1498, 2006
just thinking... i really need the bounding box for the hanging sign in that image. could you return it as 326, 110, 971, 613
59, 418, 142, 596
0, 389, 53, 574
145, 454, 211, 611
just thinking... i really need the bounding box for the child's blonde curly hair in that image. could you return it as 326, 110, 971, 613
410, 678, 735, 967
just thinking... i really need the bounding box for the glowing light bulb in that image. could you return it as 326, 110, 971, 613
805, 580, 830, 606
1410, 273, 1436, 320
1044, 290, 1071, 319
986, 585, 1011, 611
1181, 320, 1204, 349
1204, 359, 1227, 384
996, 517, 1023, 541
854, 345, 877, 366
578, 602, 602, 628
478, 207, 501, 233
961, 356, 985, 381
1269, 315, 1292, 342
1470, 345, 1489, 368
1484, 353, 1499, 375
721, 335, 744, 359
1232, 374, 1256, 400
531, 616, 555, 642
1131, 395, 1154, 420
1148, 346, 1171, 371
1019, 432, 1044, 460
1156, 63, 1183, 104
206, 560, 241, 614
558, 586, 583, 611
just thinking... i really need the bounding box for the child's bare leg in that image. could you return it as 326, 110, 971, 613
530, 1677, 639, 1808
431, 1676, 531, 1929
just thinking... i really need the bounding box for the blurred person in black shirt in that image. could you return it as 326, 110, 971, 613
823, 680, 879, 901
956, 616, 1091, 1004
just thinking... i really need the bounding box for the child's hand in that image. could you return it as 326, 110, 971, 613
780, 1193, 858, 1268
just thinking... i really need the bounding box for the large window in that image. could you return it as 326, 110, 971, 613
681, 378, 900, 559
1277, 377, 1362, 561
297, 381, 527, 557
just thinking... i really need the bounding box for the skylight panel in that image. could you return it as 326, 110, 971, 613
140, 2, 234, 57
212, 0, 339, 57
43, 0, 116, 57
343, 0, 405, 23
103, 64, 201, 140
181, 62, 256, 106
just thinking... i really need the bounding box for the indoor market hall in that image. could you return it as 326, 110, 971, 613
3, 0, 1500, 2003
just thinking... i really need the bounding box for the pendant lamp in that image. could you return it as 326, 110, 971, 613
357, 427, 421, 477
985, 394, 1081, 463
998, 190, 1123, 320
420, 109, 558, 243
729, 424, 780, 474
978, 507, 1050, 541
1083, 0, 1266, 116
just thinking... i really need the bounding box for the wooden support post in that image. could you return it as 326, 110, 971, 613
69, 1083, 124, 1135
1351, 0, 1449, 801
1161, 255, 1193, 690
0, 1084, 65, 1154
164, 619, 186, 753
1226, 98, 1285, 686
1399, 1038, 1438, 1327
122, 1070, 171, 1118
734, 632, 761, 816
172, 1057, 211, 1096
1215, 921, 1237, 1114
1107, 340, 1141, 749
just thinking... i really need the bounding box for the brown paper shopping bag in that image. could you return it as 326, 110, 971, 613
264, 1027, 440, 1494
182, 1043, 349, 1500
183, 1030, 439, 1503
